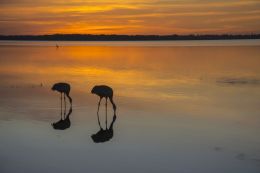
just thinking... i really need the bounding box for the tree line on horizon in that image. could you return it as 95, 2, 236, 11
0, 34, 259, 41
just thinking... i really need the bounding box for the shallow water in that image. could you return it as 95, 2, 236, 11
0, 40, 260, 173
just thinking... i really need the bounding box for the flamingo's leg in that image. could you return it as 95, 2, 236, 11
97, 97, 102, 129
60, 93, 63, 120
109, 96, 116, 113
105, 97, 108, 130
64, 93, 66, 119
65, 92, 72, 105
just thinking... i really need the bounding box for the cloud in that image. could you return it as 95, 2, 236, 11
216, 77, 260, 85
0, 0, 260, 34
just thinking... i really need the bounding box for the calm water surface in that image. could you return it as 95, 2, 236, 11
0, 40, 260, 173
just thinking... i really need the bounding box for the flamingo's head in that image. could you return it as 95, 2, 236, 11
52, 84, 58, 91
91, 85, 98, 94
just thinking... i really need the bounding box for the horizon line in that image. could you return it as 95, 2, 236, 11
1, 33, 260, 36
1, 33, 260, 41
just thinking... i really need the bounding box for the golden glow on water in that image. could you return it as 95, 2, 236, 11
1, 45, 260, 102
1, 42, 260, 173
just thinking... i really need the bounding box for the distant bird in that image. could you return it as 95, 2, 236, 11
52, 82, 72, 105
91, 85, 116, 129
56, 44, 59, 49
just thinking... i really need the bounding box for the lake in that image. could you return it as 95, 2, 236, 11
0, 40, 260, 173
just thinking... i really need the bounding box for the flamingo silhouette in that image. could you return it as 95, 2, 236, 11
52, 82, 72, 105
51, 82, 72, 130
91, 85, 116, 129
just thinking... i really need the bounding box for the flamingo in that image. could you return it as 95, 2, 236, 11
52, 82, 72, 103
91, 85, 116, 129
52, 82, 72, 119
51, 82, 72, 130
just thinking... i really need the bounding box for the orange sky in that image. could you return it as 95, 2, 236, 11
0, 0, 260, 35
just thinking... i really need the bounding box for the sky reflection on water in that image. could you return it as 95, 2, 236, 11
0, 41, 260, 173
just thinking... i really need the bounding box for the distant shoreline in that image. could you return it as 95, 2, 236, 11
0, 34, 259, 41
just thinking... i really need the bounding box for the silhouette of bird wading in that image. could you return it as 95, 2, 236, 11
51, 82, 73, 130
52, 82, 72, 104
91, 85, 116, 129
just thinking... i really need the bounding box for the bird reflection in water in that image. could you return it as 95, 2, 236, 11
51, 82, 73, 130
52, 107, 72, 130
91, 85, 117, 143
91, 113, 117, 143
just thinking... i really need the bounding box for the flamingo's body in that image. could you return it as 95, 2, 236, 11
91, 85, 116, 111
52, 82, 72, 104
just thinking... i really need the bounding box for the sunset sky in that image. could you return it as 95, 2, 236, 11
0, 0, 260, 35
